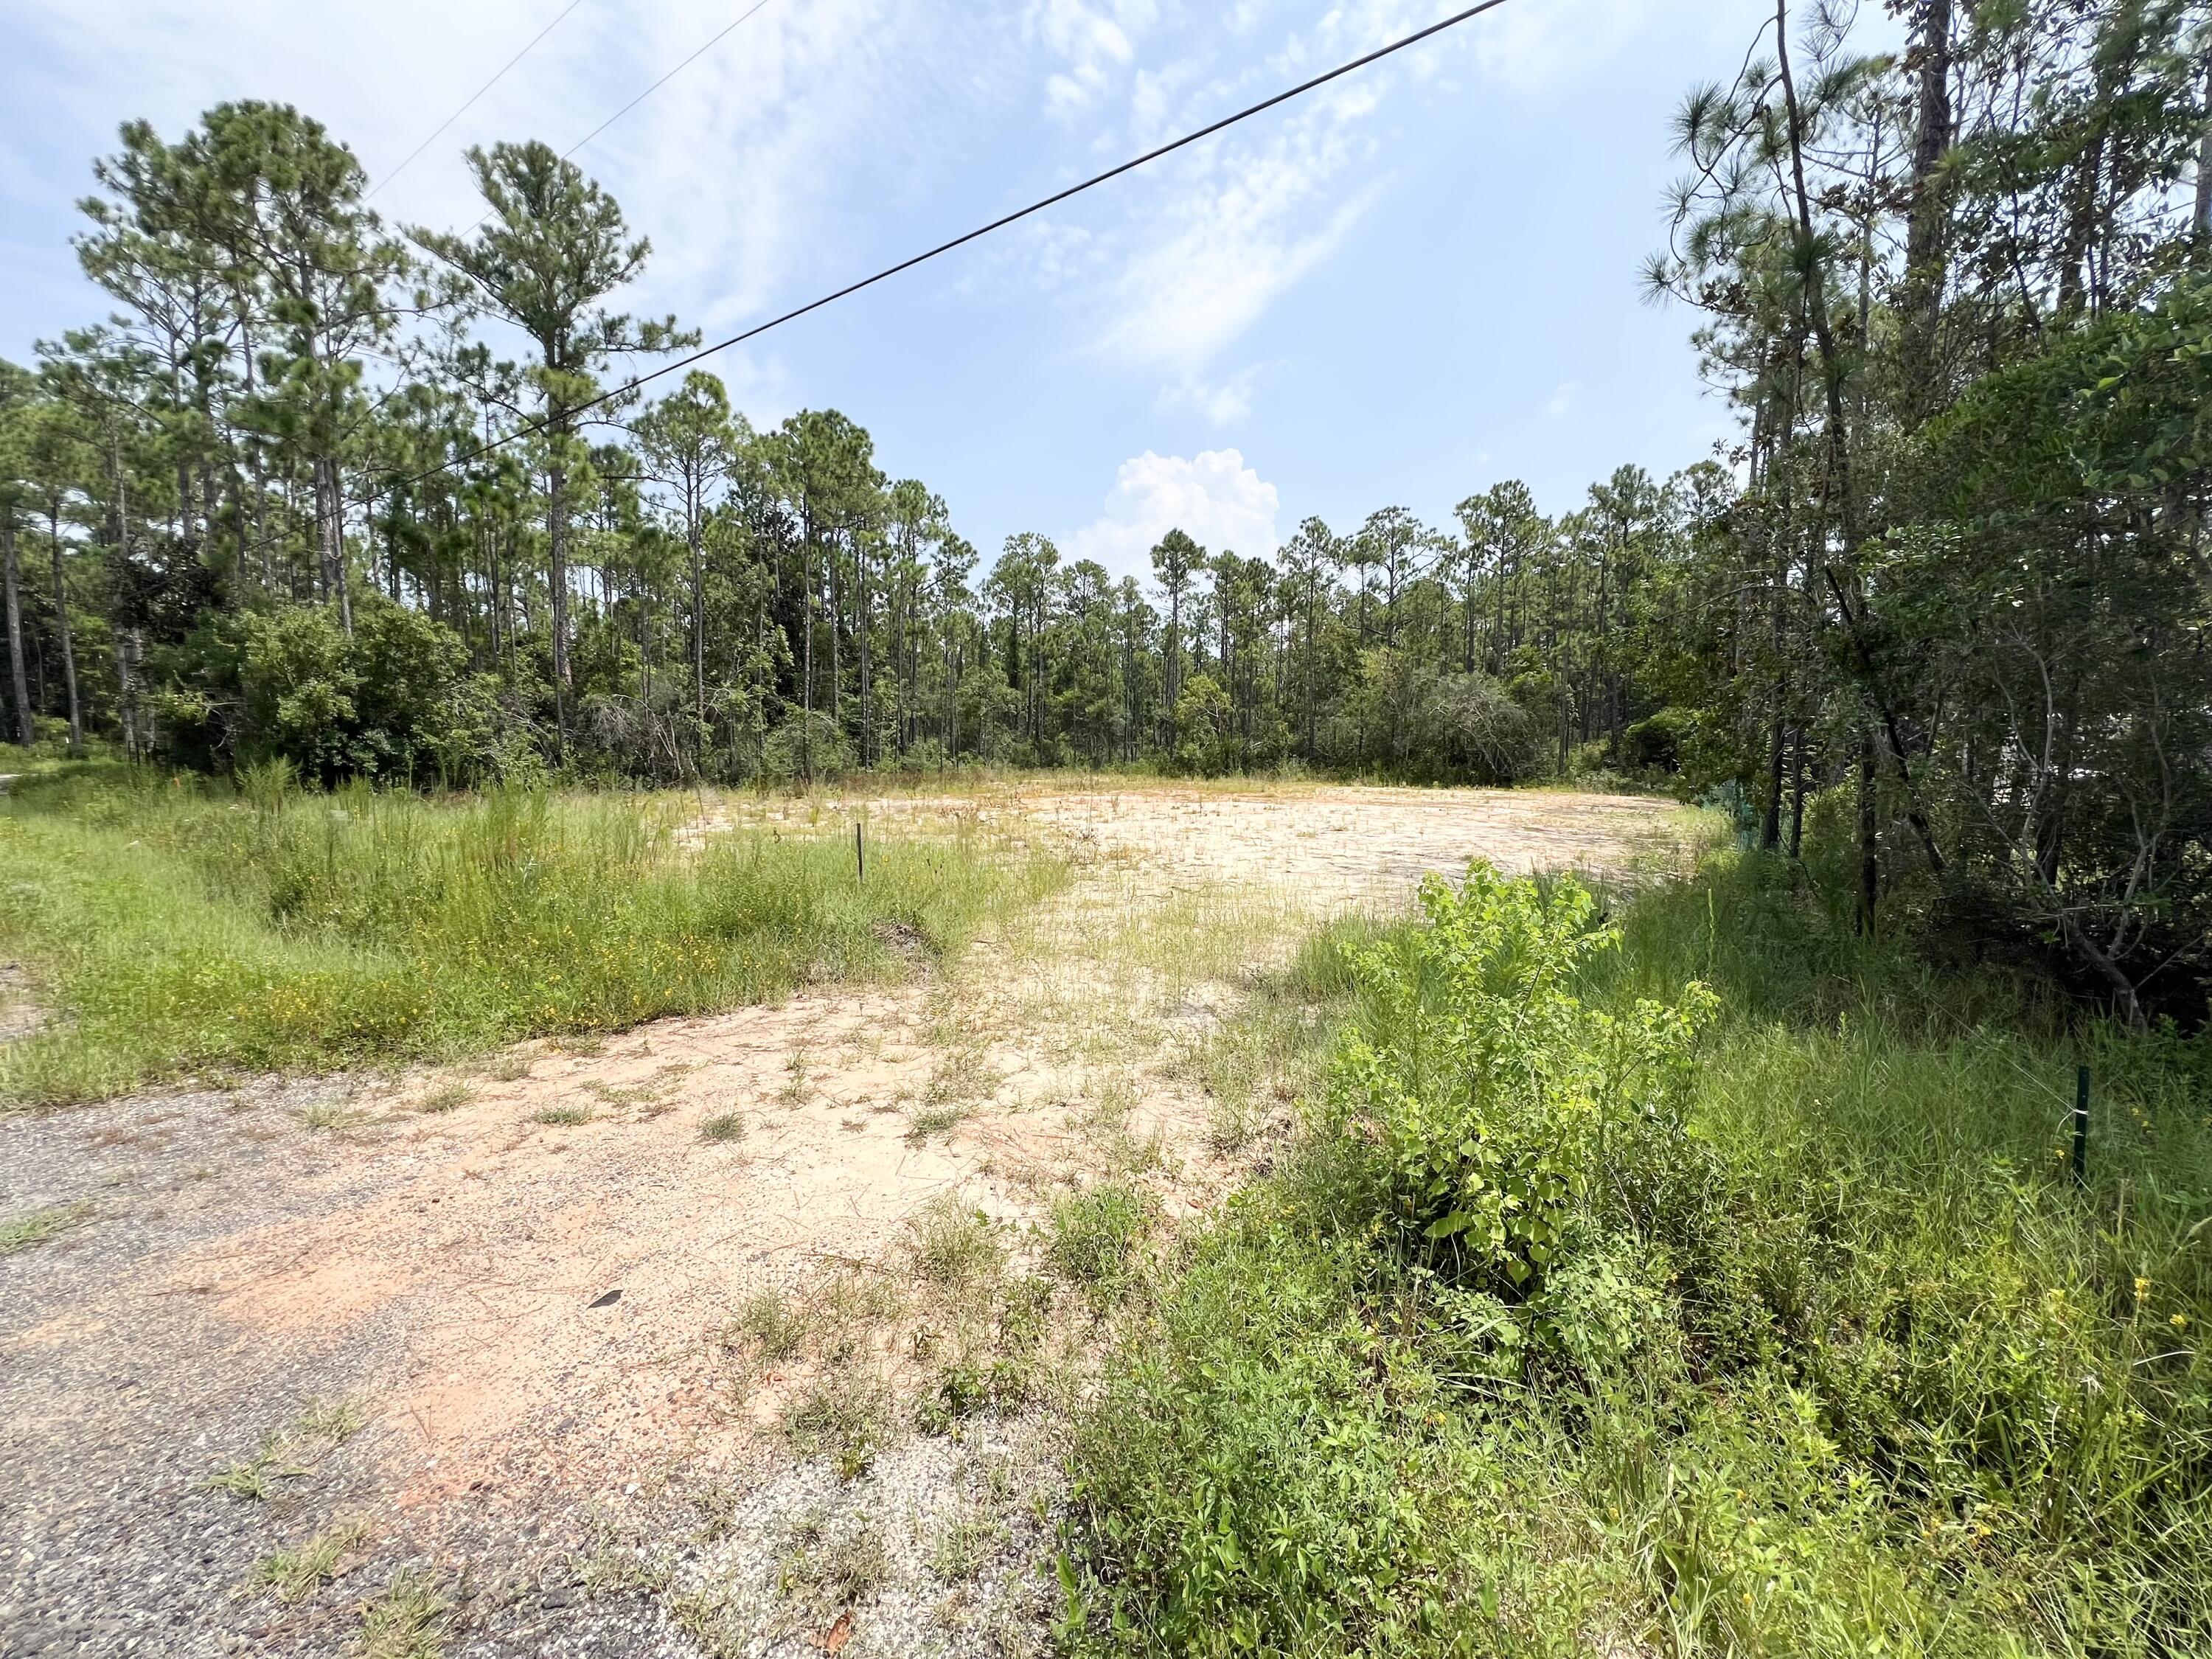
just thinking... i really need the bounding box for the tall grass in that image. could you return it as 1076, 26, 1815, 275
1062, 853, 2212, 1658
0, 768, 1062, 1107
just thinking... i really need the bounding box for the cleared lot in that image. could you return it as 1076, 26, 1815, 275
0, 781, 1679, 1659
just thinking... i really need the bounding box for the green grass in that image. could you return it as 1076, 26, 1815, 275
356, 1568, 449, 1659
908, 1195, 1007, 1287
1060, 853, 2212, 1658
414, 1082, 473, 1114
0, 771, 1063, 1107
0, 1201, 90, 1255
254, 1519, 369, 1604
1045, 1181, 1157, 1301
785, 1371, 893, 1481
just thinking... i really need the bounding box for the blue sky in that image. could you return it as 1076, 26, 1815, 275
1, 0, 1812, 582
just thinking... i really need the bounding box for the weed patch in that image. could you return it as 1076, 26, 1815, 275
296, 1098, 369, 1132
206, 1397, 363, 1502
784, 1372, 891, 1481
0, 778, 1062, 1107
0, 1202, 89, 1255
778, 1513, 888, 1622
1043, 1183, 1155, 1301
254, 1520, 368, 1604
725, 1289, 807, 1361
930, 1511, 1009, 1582
414, 1081, 473, 1114
908, 1197, 1006, 1287
356, 1568, 448, 1659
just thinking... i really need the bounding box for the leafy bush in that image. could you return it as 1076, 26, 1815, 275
1170, 675, 1239, 777
1062, 858, 2212, 1657
1313, 658, 1543, 784
1328, 866, 1711, 1321
152, 597, 500, 785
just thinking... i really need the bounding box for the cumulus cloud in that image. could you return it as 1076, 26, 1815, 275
1545, 380, 1578, 419
1065, 448, 1281, 582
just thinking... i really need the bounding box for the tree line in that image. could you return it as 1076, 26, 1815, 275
2, 0, 2208, 1020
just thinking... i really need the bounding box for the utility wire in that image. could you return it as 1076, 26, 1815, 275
367, 0, 594, 199
559, 0, 779, 165
444, 0, 784, 240
209, 0, 1514, 566
399, 0, 1517, 495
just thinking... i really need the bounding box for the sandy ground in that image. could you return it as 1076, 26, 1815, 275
0, 783, 1682, 1659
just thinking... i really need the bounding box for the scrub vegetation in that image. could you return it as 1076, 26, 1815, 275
0, 765, 1060, 1106
1059, 858, 2212, 1657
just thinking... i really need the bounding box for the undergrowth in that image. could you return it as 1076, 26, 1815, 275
1061, 855, 2212, 1657
0, 766, 1062, 1106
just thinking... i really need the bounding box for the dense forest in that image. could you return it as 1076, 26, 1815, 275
1, 0, 2208, 1020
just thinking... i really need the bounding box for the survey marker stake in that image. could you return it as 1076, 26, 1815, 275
2072, 1065, 2090, 1189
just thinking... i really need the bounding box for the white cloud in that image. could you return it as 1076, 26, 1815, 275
1022, 1, 1458, 380
1066, 448, 1281, 582
0, 0, 995, 345
1157, 363, 1268, 425
1467, 0, 1658, 94
1094, 133, 1382, 372
1003, 0, 1670, 383
1025, 0, 1159, 118
1545, 380, 1578, 419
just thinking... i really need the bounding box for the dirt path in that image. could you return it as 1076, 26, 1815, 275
0, 783, 1682, 1659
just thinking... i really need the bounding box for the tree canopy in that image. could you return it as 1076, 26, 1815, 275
4, 0, 2208, 1020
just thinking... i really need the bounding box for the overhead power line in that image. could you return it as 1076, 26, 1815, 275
446, 0, 785, 240
377, 0, 779, 218
401, 0, 1518, 496
558, 0, 780, 165
367, 0, 594, 199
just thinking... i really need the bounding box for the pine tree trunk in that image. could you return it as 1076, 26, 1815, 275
1857, 719, 1879, 936
801, 540, 815, 782
314, 454, 350, 635
2, 515, 30, 746
1788, 728, 1807, 858
828, 538, 843, 734
114, 633, 137, 761
689, 482, 706, 727
857, 538, 872, 767
1762, 709, 1787, 850
49, 516, 82, 757
549, 451, 571, 759
2198, 50, 2212, 248
1899, 0, 1953, 422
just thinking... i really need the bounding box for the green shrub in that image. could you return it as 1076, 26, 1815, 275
1062, 857, 2212, 1657
1328, 866, 1712, 1324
